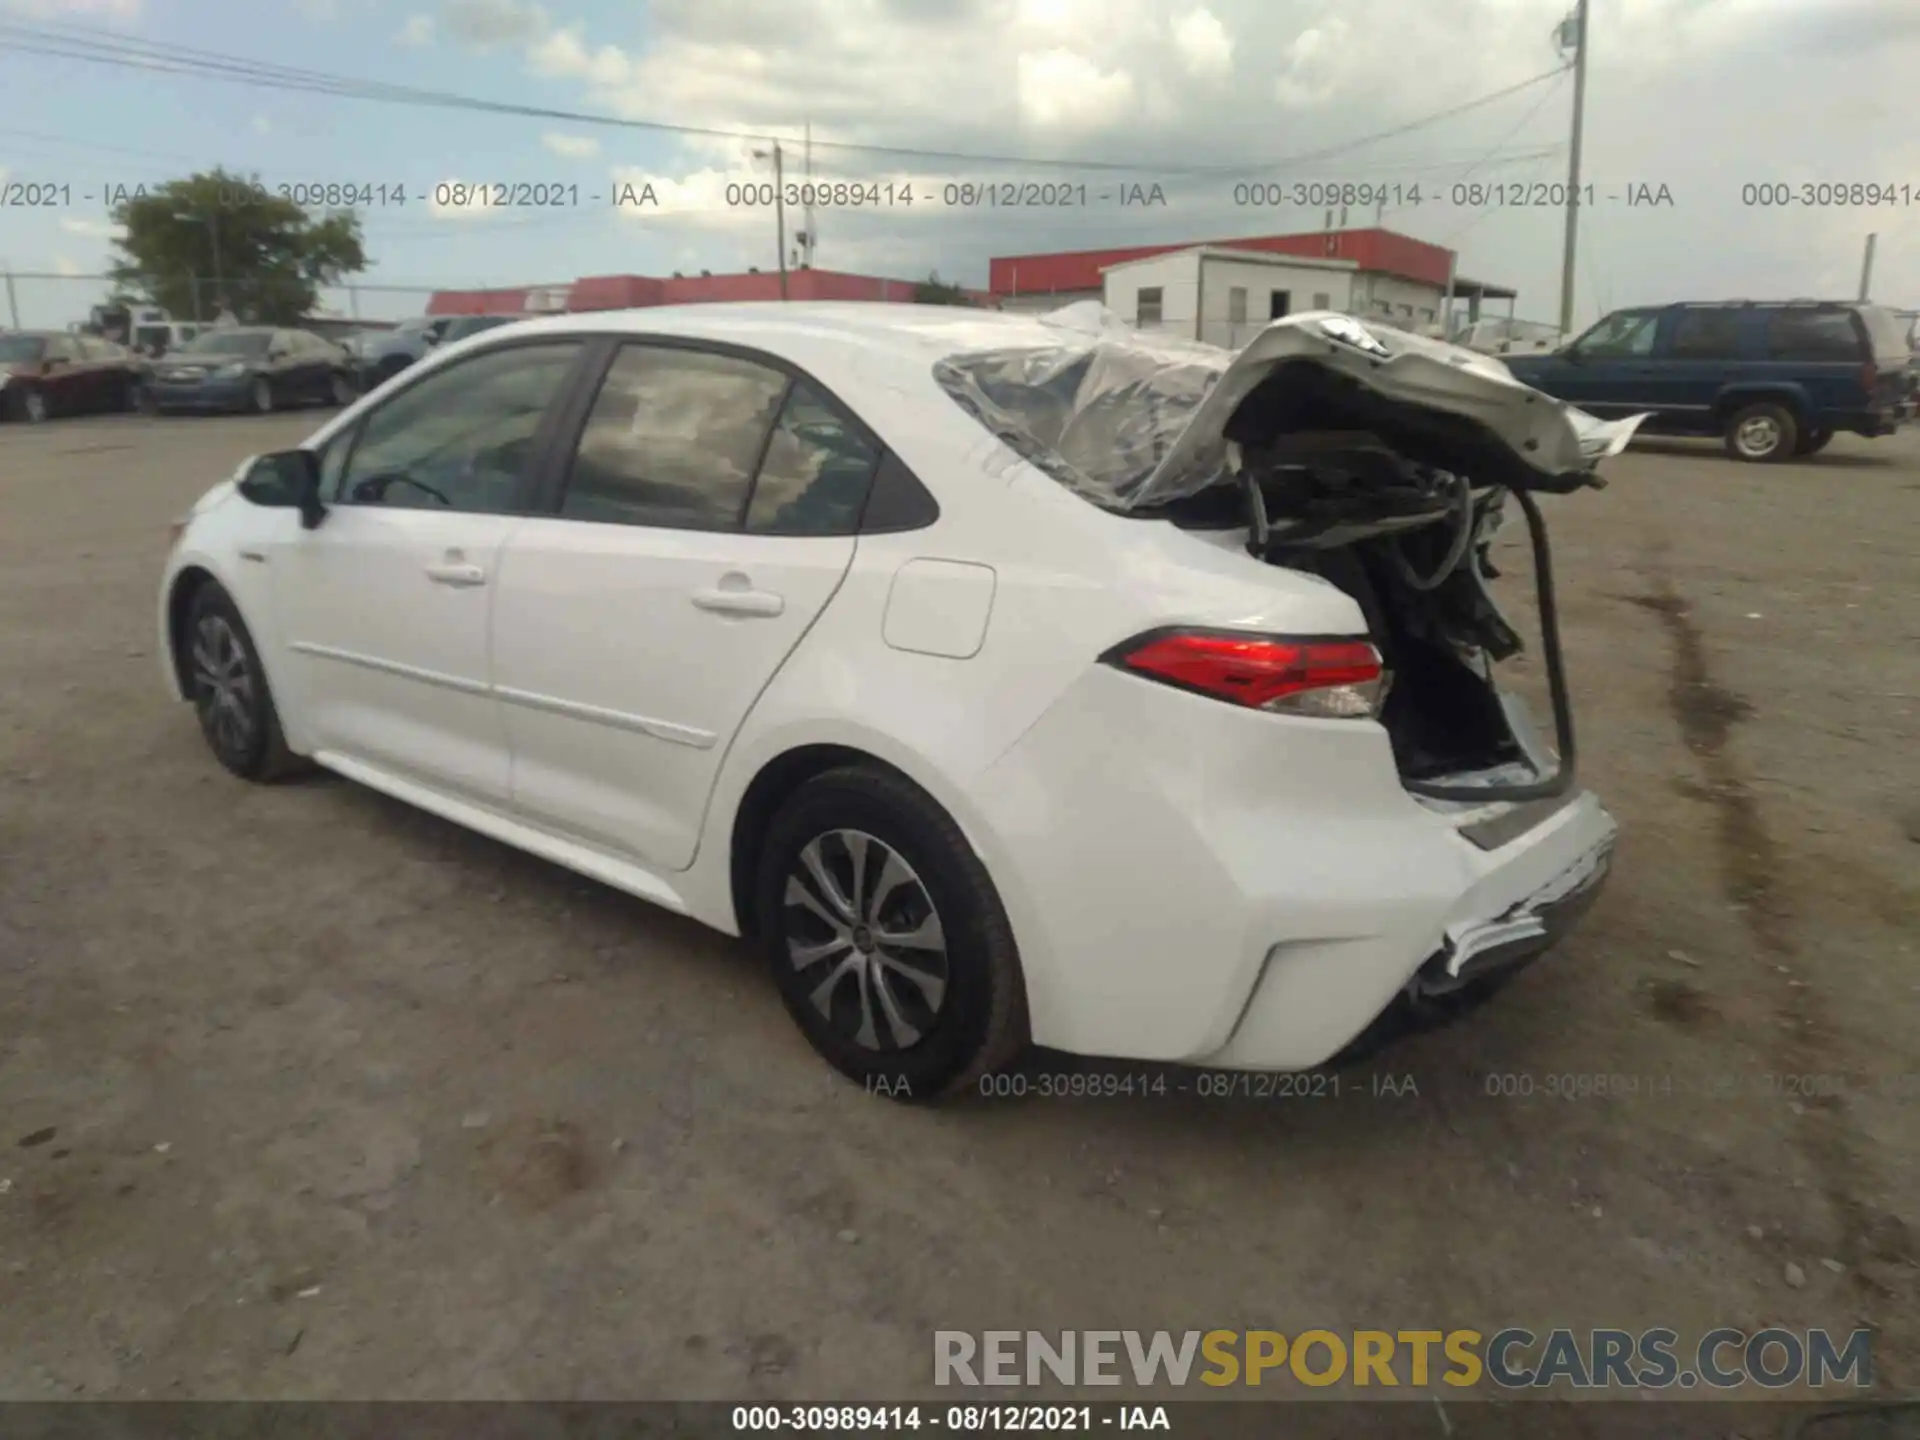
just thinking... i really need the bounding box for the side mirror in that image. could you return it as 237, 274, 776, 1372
237, 449, 327, 530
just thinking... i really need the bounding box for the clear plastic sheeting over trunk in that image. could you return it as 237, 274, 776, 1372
932, 305, 1645, 512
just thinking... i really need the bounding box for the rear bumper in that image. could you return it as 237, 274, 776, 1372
972, 664, 1619, 1071
149, 379, 251, 411
1838, 404, 1911, 437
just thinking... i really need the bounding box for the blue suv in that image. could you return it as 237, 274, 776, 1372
1504, 301, 1914, 462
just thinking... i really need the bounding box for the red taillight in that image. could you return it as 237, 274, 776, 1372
1108, 630, 1386, 718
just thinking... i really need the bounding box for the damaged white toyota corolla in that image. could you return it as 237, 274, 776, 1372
158, 303, 1638, 1099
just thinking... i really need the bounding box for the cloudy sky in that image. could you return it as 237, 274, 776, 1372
0, 0, 1914, 329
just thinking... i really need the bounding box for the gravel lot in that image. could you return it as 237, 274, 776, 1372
1, 409, 1916, 1403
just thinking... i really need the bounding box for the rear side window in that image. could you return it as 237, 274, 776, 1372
744, 383, 880, 536
1856, 306, 1912, 361
559, 345, 789, 530
1764, 309, 1862, 361
1668, 309, 1741, 360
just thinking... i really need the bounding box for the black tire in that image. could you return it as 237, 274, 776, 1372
1724, 401, 1798, 462
375, 357, 410, 386
754, 765, 1029, 1101
182, 581, 306, 782
1795, 427, 1833, 456
250, 376, 276, 414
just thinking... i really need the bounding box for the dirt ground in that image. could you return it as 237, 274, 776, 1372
0, 408, 1915, 1406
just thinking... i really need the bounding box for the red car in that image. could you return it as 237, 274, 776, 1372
0, 330, 150, 423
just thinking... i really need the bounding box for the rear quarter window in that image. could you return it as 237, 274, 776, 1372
1763, 309, 1863, 362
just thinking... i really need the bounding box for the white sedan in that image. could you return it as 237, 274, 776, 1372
158, 303, 1632, 1100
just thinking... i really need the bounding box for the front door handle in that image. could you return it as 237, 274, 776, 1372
425, 562, 486, 587
692, 583, 785, 618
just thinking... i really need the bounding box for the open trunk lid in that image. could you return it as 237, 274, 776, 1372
936, 307, 1647, 824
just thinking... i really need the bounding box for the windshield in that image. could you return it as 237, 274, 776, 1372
181, 331, 272, 357
1857, 305, 1912, 361
0, 335, 47, 362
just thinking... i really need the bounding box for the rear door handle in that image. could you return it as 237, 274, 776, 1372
692, 585, 785, 618
424, 562, 486, 587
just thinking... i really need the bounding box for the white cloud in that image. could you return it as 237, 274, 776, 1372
542, 132, 600, 159
53, 254, 84, 276
1016, 50, 1136, 131
416, 0, 1920, 324
440, 0, 547, 49
529, 25, 634, 86
396, 13, 433, 45
1171, 8, 1233, 78
60, 215, 118, 238
1, 0, 141, 16
251, 114, 272, 135
1273, 17, 1354, 109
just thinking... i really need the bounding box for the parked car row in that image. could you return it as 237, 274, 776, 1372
1502, 299, 1914, 462
1, 326, 364, 422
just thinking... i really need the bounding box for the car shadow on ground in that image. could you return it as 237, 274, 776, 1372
1628, 437, 1900, 469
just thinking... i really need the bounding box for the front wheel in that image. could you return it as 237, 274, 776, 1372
1795, 427, 1833, 456
754, 766, 1029, 1101
1724, 401, 1798, 462
250, 376, 275, 414
183, 581, 305, 782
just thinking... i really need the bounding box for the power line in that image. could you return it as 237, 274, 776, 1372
0, 18, 1568, 178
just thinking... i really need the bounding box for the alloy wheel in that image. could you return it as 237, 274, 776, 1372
782, 829, 950, 1052
190, 614, 257, 759
1734, 414, 1780, 458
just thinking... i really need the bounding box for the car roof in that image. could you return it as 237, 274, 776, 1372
486, 302, 1100, 369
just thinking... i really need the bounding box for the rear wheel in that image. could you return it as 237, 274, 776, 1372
183, 581, 304, 782
1794, 427, 1833, 456
1724, 401, 1797, 462
754, 765, 1028, 1101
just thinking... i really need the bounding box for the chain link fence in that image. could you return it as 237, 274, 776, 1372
1, 272, 443, 338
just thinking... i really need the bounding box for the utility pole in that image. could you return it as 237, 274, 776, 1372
1858, 232, 1877, 301
759, 141, 787, 299
1557, 0, 1589, 336
801, 120, 816, 269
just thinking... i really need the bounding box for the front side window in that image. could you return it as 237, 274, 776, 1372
1574, 310, 1659, 357
333, 342, 580, 513
745, 383, 881, 536
558, 345, 789, 530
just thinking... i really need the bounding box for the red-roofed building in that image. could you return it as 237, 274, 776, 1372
428, 269, 991, 316
992, 228, 1517, 335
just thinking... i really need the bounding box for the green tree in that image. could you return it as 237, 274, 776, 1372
912, 272, 974, 307
107, 168, 366, 325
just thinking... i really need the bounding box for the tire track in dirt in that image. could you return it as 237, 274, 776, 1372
1619, 564, 1912, 1303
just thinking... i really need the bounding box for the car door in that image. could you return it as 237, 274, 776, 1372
489, 341, 876, 872
1654, 306, 1743, 420
298, 331, 338, 399
1549, 308, 1663, 414
266, 338, 588, 806
41, 333, 90, 414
